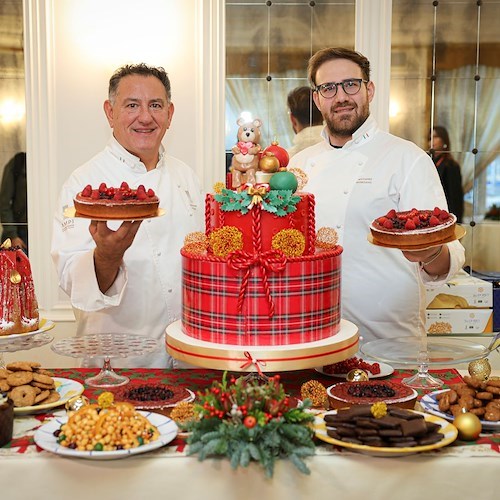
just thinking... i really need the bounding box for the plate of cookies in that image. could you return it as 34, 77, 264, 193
314, 407, 457, 457
420, 385, 500, 431
0, 362, 84, 415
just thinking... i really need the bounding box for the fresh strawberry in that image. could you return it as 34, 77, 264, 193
147, 188, 155, 197
99, 182, 107, 192
386, 209, 396, 218
137, 184, 146, 193
429, 215, 440, 226
412, 216, 420, 226
120, 181, 129, 190
136, 190, 148, 200
383, 219, 394, 229
439, 210, 450, 220
91, 190, 100, 199
433, 207, 441, 216
405, 219, 416, 230
113, 191, 123, 200
81, 184, 92, 197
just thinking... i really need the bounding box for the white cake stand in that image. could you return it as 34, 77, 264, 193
166, 319, 359, 373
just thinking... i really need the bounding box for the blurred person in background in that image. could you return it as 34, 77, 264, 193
0, 152, 28, 252
287, 86, 324, 157
430, 126, 464, 223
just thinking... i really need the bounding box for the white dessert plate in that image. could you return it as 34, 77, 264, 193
315, 361, 394, 379
420, 389, 500, 431
13, 377, 84, 415
314, 410, 457, 457
367, 225, 466, 251
34, 411, 178, 460
0, 318, 55, 345
63, 206, 165, 221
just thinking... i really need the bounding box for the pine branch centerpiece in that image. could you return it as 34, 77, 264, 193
186, 373, 315, 477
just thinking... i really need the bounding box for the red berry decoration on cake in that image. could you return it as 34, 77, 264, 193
74, 182, 160, 219
370, 207, 456, 247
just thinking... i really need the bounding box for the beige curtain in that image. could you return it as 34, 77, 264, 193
435, 65, 500, 194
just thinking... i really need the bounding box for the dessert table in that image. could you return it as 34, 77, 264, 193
1, 368, 499, 500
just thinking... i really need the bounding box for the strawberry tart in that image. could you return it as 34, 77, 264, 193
370, 207, 456, 247
74, 182, 159, 219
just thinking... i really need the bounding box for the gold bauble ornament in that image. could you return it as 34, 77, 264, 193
454, 411, 482, 441
468, 358, 491, 381
258, 152, 280, 173
65, 395, 89, 412
346, 369, 369, 382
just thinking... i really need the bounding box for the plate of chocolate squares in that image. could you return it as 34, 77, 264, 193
314, 405, 457, 457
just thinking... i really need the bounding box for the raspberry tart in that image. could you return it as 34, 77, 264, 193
74, 182, 159, 219
370, 207, 456, 247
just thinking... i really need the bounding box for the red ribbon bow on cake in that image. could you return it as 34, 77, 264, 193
227, 249, 287, 317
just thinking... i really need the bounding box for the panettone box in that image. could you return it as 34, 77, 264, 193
425, 308, 493, 334
425, 270, 493, 309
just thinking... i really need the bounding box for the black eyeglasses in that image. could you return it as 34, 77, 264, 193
314, 78, 368, 99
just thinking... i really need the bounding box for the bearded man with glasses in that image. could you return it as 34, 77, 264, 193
288, 47, 465, 345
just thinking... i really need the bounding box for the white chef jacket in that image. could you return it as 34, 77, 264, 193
287, 125, 324, 158
51, 137, 204, 367
288, 115, 465, 342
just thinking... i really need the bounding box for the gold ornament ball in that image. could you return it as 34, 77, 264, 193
454, 412, 482, 441
468, 358, 491, 381
346, 369, 369, 382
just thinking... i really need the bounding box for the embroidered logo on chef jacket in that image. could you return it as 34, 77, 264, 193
356, 177, 373, 184
62, 217, 74, 232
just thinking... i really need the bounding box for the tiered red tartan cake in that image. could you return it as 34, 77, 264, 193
180, 184, 342, 346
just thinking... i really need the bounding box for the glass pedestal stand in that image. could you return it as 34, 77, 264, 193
361, 336, 490, 390
51, 333, 159, 388
0, 334, 54, 368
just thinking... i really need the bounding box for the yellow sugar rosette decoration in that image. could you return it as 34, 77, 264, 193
97, 391, 115, 409
271, 229, 305, 257
370, 402, 387, 418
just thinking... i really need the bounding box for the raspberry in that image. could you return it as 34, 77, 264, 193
429, 215, 440, 226
405, 219, 416, 230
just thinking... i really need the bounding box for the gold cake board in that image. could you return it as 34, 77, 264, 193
165, 319, 359, 373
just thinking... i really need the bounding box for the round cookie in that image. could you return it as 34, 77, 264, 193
0, 368, 12, 379
32, 372, 54, 386
43, 391, 61, 404
6, 371, 33, 387
9, 385, 37, 407
6, 361, 34, 372
34, 390, 50, 404
0, 379, 10, 392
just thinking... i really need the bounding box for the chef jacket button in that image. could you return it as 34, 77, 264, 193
336, 224, 342, 229
157, 251, 161, 256
343, 190, 348, 194
168, 289, 173, 293
358, 161, 363, 166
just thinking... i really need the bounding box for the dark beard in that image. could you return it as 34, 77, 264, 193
324, 100, 369, 138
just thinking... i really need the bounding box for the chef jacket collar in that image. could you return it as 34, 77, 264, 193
320, 114, 378, 150
107, 135, 166, 172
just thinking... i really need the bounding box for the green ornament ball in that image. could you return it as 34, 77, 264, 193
269, 171, 298, 192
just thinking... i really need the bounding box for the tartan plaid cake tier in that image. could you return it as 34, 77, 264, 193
181, 248, 342, 346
